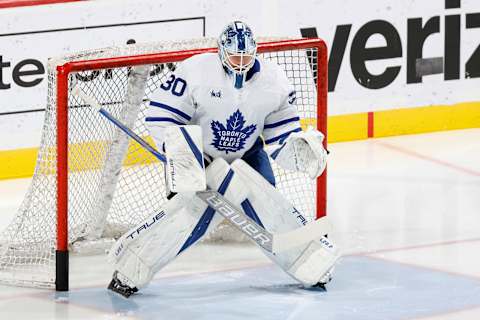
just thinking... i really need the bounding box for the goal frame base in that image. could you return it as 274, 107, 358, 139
55, 250, 69, 291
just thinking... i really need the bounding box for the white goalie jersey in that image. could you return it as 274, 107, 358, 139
146, 53, 301, 163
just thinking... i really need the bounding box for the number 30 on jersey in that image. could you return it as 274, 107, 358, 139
160, 75, 187, 97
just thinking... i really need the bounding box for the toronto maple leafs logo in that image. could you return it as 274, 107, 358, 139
211, 109, 257, 153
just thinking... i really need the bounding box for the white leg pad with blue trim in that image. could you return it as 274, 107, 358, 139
107, 192, 207, 288
107, 158, 232, 289
228, 159, 340, 286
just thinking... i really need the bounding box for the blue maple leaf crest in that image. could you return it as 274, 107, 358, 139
211, 109, 257, 154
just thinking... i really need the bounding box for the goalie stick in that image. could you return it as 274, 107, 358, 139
71, 86, 331, 254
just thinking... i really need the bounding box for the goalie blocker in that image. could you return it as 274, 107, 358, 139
108, 126, 339, 293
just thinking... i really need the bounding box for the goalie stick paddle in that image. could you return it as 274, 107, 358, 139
71, 86, 331, 254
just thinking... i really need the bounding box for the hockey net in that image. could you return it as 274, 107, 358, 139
0, 37, 327, 289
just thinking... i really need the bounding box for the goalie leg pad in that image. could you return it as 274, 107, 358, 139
108, 158, 234, 289
228, 159, 340, 286
108, 192, 207, 288
287, 237, 339, 286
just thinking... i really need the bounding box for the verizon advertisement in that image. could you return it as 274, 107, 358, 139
0, 0, 478, 149
288, 0, 480, 114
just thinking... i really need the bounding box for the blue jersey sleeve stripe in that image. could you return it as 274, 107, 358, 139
145, 117, 186, 125
264, 116, 300, 129
264, 127, 302, 145
149, 101, 192, 121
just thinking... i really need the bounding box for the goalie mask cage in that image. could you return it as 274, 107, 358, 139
0, 38, 327, 291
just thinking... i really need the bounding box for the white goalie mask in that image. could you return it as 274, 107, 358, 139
218, 21, 257, 89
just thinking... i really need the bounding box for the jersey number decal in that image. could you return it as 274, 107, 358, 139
160, 75, 187, 97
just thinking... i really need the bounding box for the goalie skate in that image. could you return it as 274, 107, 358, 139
107, 271, 139, 298
310, 267, 334, 291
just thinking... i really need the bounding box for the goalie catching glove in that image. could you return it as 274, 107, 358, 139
271, 128, 327, 179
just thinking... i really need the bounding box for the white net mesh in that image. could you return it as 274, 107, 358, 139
0, 37, 323, 288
